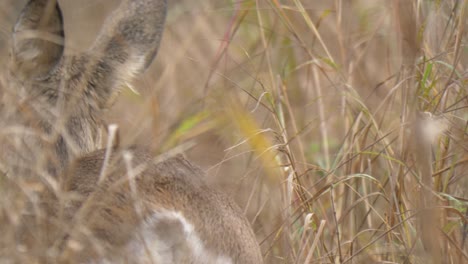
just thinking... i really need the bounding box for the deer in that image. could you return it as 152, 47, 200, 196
0, 0, 263, 263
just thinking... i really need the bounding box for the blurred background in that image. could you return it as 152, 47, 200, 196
1, 0, 467, 263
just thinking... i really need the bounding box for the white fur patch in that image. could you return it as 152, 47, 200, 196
126, 210, 233, 264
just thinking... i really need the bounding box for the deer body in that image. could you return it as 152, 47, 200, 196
0, 0, 263, 263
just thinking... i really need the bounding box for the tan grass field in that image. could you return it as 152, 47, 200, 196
1, 0, 467, 263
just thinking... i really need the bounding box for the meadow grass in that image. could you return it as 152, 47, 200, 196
1, 0, 467, 263
157, 1, 467, 263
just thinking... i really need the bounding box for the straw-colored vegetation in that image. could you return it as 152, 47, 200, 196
1, 0, 467, 263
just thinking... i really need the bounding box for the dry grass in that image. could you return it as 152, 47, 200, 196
1, 0, 468, 263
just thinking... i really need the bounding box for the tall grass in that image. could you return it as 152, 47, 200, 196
1, 0, 467, 263
156, 0, 467, 263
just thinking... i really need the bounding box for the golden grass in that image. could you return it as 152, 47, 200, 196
1, 0, 467, 263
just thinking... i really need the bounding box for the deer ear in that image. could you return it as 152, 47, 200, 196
11, 0, 64, 79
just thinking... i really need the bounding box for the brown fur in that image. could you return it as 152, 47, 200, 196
0, 0, 263, 263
